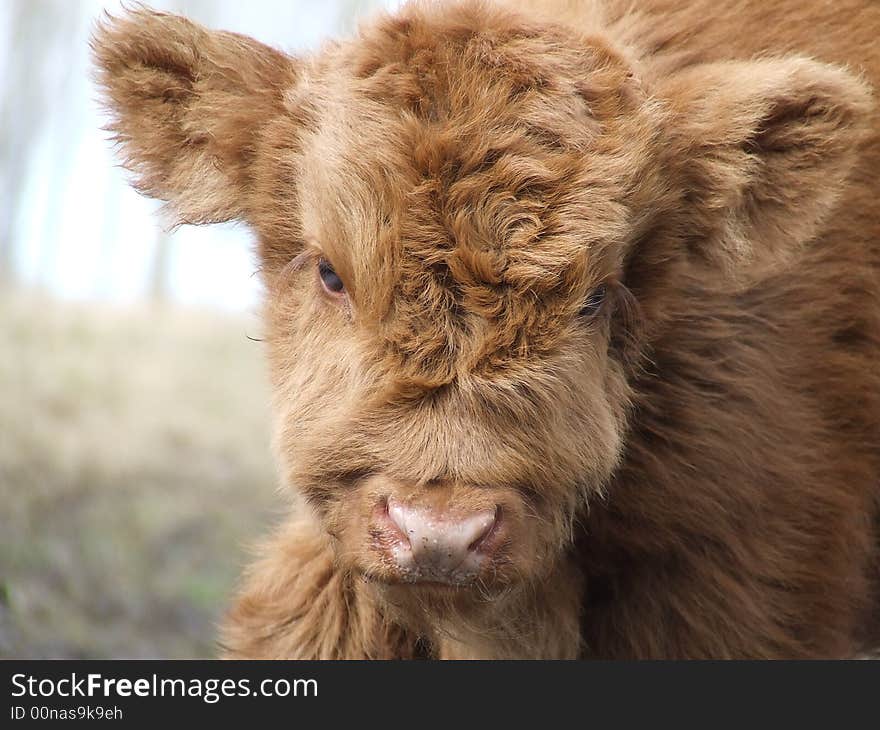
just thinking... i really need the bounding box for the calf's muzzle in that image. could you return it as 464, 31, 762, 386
378, 497, 500, 584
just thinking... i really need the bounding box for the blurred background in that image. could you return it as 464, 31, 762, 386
0, 0, 399, 658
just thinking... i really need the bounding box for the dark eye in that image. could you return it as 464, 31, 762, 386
579, 283, 607, 319
318, 258, 345, 295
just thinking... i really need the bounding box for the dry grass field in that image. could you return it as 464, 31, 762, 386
0, 290, 279, 658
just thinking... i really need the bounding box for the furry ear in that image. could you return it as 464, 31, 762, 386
659, 57, 873, 278
92, 8, 298, 224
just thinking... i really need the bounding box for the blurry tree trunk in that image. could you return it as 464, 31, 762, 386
0, 2, 43, 285
0, 145, 26, 285
0, 0, 80, 288
150, 230, 172, 303
95, 179, 122, 297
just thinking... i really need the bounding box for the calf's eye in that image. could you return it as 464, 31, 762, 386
579, 283, 607, 319
318, 257, 345, 295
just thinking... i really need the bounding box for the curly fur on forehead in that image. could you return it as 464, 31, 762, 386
288, 2, 654, 386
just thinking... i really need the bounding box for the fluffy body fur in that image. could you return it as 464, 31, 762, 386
93, 0, 880, 658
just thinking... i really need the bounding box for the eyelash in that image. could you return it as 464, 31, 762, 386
579, 283, 607, 318
317, 257, 346, 296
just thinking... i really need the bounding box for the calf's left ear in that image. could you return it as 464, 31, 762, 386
659, 57, 873, 278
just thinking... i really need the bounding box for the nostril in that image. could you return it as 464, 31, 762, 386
467, 506, 501, 554
386, 497, 411, 538
382, 497, 411, 546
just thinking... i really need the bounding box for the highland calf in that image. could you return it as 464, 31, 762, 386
93, 0, 880, 658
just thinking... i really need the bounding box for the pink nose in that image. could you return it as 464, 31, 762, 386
385, 498, 498, 583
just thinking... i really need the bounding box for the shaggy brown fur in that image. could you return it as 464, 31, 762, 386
92, 0, 880, 658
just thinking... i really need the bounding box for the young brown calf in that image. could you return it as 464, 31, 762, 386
93, 0, 880, 658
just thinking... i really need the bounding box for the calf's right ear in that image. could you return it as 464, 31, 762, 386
91, 8, 299, 225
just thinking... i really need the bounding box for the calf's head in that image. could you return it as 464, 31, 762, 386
93, 2, 871, 616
